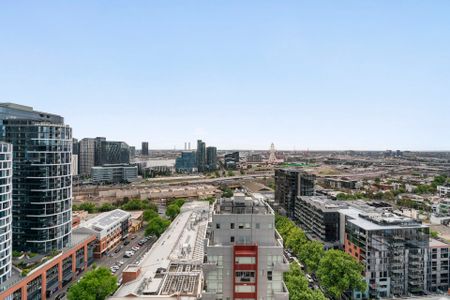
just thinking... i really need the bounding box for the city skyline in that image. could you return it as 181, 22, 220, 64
1, 1, 450, 150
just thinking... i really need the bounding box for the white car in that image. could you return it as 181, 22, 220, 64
132, 246, 139, 251
117, 261, 124, 266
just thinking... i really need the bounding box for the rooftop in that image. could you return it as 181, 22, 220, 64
214, 192, 272, 215
299, 196, 347, 212
81, 209, 130, 232
112, 201, 210, 299
340, 206, 426, 231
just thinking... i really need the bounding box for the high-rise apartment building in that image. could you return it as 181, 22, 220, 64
206, 146, 217, 171
203, 193, 289, 300
0, 142, 12, 285
274, 169, 315, 218
0, 103, 72, 253
141, 141, 149, 156
196, 140, 206, 172
79, 138, 95, 176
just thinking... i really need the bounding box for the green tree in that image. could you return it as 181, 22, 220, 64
121, 199, 150, 211
221, 187, 234, 198
143, 209, 159, 222
76, 202, 97, 213
285, 264, 326, 300
98, 203, 116, 212
285, 227, 307, 255
67, 267, 117, 300
166, 203, 181, 220
317, 250, 367, 299
227, 170, 235, 177
145, 217, 171, 237
298, 241, 324, 273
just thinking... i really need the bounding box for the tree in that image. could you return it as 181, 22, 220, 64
166, 204, 181, 220
75, 202, 97, 213
98, 203, 116, 212
285, 227, 307, 255
285, 264, 326, 300
121, 199, 150, 211
317, 250, 367, 299
298, 241, 324, 273
143, 209, 159, 222
145, 217, 171, 237
67, 267, 117, 300
227, 170, 235, 177
221, 187, 234, 198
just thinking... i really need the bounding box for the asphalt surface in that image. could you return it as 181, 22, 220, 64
49, 228, 154, 300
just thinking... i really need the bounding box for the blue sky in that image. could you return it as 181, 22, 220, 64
0, 1, 449, 150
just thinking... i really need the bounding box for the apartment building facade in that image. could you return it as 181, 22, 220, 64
203, 193, 289, 300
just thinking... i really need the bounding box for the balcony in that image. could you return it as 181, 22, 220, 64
273, 258, 290, 272
273, 282, 289, 300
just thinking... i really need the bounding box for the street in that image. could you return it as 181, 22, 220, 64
49, 228, 155, 300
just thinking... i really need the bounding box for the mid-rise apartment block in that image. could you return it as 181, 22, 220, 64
274, 169, 315, 218
203, 193, 289, 300
294, 196, 344, 245
429, 239, 450, 293
341, 206, 430, 299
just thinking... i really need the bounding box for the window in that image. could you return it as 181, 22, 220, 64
216, 223, 220, 229
267, 271, 272, 281
238, 224, 244, 229
235, 257, 255, 264
231, 223, 234, 229
255, 223, 260, 229
230, 236, 235, 243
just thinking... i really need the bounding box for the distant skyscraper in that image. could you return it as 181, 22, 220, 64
98, 140, 130, 165
0, 103, 72, 253
130, 146, 136, 158
196, 140, 206, 172
175, 151, 197, 173
94, 136, 106, 165
0, 142, 12, 285
206, 146, 217, 171
142, 141, 149, 156
79, 138, 96, 176
224, 151, 240, 169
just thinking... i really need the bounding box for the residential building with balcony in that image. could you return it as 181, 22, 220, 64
203, 193, 289, 300
294, 196, 345, 246
274, 168, 315, 218
340, 206, 430, 299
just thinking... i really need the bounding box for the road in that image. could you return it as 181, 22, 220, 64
49, 228, 154, 300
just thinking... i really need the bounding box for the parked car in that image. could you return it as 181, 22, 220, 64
124, 240, 130, 246
55, 293, 66, 300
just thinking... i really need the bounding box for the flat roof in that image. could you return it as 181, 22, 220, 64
112, 201, 210, 298
81, 209, 130, 232
340, 207, 427, 231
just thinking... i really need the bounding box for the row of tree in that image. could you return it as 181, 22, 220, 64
68, 266, 117, 300
73, 198, 154, 213
275, 215, 367, 299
